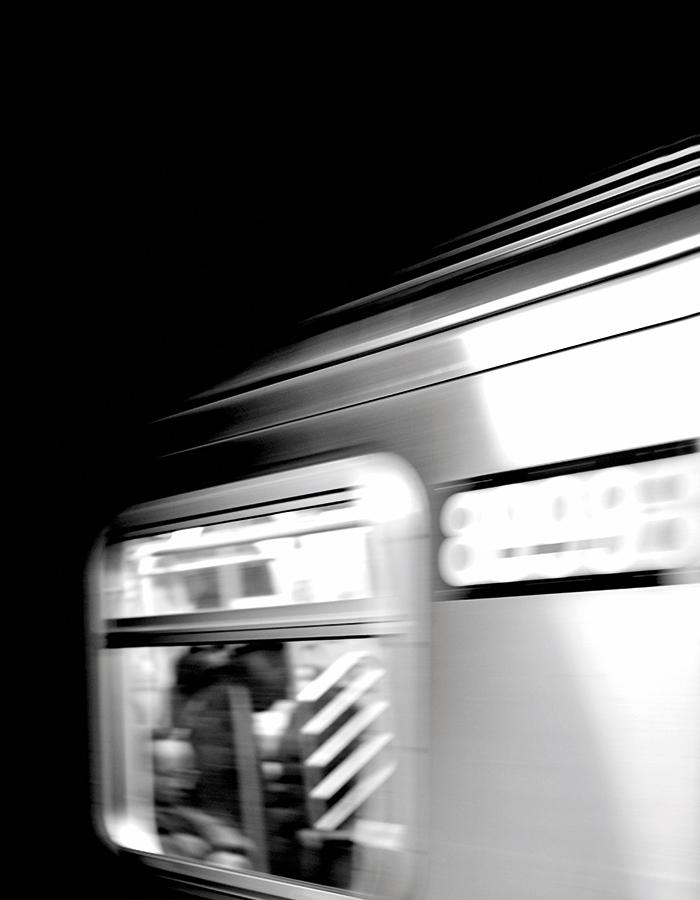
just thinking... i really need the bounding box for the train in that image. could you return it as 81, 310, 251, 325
86, 141, 700, 900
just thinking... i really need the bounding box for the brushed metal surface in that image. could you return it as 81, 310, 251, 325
429, 584, 699, 900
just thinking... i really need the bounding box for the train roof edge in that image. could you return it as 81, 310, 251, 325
163, 140, 700, 421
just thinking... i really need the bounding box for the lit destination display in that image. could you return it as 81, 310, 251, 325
438, 449, 700, 587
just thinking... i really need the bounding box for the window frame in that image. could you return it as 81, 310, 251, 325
89, 453, 428, 900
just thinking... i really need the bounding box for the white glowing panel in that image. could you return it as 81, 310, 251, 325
476, 316, 700, 470
438, 451, 700, 586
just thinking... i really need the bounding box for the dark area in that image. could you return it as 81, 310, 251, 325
45, 121, 695, 897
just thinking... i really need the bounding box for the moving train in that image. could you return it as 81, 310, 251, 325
87, 141, 700, 900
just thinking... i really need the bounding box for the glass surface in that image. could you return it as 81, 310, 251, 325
109, 505, 373, 619
112, 638, 402, 890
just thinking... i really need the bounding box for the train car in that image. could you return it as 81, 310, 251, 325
87, 142, 700, 900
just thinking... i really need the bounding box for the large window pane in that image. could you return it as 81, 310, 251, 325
111, 638, 402, 891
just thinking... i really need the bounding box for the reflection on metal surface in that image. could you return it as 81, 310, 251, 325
461, 251, 700, 374
477, 317, 700, 470
552, 585, 700, 895
154, 243, 700, 458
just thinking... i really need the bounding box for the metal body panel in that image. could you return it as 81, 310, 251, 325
171, 316, 699, 491
429, 583, 699, 900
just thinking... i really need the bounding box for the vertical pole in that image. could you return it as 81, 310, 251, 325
227, 683, 269, 872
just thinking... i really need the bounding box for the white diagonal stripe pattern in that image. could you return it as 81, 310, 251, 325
313, 762, 397, 832
309, 732, 394, 800
296, 650, 368, 703
305, 699, 389, 768
300, 667, 384, 736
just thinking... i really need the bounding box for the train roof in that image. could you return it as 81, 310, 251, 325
172, 141, 699, 412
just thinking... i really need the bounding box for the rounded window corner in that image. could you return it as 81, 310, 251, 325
90, 454, 429, 898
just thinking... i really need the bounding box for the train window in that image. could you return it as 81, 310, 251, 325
108, 506, 373, 619
105, 638, 401, 890
92, 455, 427, 899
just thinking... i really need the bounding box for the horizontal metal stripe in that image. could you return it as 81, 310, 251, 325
114, 457, 389, 538
104, 620, 402, 648
160, 310, 700, 455
435, 568, 699, 601
396, 159, 700, 276
274, 233, 700, 375
423, 143, 700, 255
108, 595, 377, 631
177, 197, 700, 405
434, 438, 698, 493
154, 240, 700, 459
114, 489, 357, 538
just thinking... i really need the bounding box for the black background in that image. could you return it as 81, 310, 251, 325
46, 119, 696, 896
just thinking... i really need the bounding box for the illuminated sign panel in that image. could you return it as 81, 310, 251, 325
436, 441, 700, 596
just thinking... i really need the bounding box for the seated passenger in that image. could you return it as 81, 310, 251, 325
152, 729, 255, 868
162, 642, 358, 887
